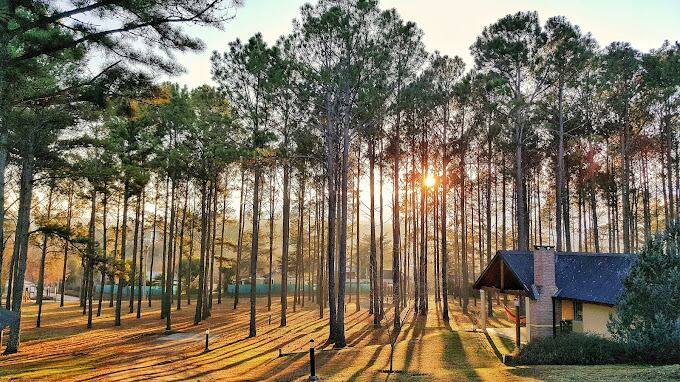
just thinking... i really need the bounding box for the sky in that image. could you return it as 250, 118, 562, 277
167, 0, 680, 88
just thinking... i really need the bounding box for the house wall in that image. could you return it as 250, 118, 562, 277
583, 303, 614, 338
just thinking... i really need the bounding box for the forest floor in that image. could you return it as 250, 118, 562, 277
1, 295, 679, 381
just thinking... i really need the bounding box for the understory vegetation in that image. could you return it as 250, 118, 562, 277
609, 219, 680, 364
513, 333, 626, 365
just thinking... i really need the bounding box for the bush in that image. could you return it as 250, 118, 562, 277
609, 219, 680, 364
512, 333, 627, 365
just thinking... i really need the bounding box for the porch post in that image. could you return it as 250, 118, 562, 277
525, 296, 531, 342
479, 289, 487, 331
514, 298, 521, 349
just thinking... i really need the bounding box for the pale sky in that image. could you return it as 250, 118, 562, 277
168, 0, 680, 88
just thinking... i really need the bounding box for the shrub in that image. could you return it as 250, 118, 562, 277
512, 333, 626, 365
609, 219, 680, 364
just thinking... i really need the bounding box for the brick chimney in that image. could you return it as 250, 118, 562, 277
529, 246, 557, 339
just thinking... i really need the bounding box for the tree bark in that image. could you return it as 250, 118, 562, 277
129, 195, 141, 314
369, 139, 378, 324
392, 112, 402, 329
234, 171, 245, 309
441, 110, 449, 320
249, 169, 262, 337
164, 180, 176, 330
86, 189, 97, 329
267, 175, 274, 311
98, 189, 109, 317
62, 185, 74, 308
36, 184, 54, 328
218, 178, 227, 306
148, 182, 158, 307
355, 146, 360, 312
5, 127, 35, 353
325, 98, 338, 344
194, 183, 208, 324
114, 181, 130, 327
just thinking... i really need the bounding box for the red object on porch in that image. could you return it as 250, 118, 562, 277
503, 304, 526, 325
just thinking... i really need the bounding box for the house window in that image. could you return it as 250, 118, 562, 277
573, 301, 583, 321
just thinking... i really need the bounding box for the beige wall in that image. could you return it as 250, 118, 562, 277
583, 303, 614, 338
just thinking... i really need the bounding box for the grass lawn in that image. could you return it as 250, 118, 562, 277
0, 296, 676, 381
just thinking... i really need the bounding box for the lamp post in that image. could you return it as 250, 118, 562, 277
205, 328, 210, 352
309, 338, 317, 381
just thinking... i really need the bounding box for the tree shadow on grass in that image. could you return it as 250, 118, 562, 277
401, 314, 426, 373
441, 329, 482, 381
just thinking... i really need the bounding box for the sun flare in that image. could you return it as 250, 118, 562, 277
424, 173, 436, 188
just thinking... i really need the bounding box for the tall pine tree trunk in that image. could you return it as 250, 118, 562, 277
164, 180, 176, 330
98, 190, 109, 317
441, 111, 449, 320
114, 182, 130, 327
391, 113, 402, 329
369, 139, 378, 324
129, 195, 141, 313
62, 185, 74, 308
148, 182, 158, 307
267, 175, 274, 311
249, 169, 262, 337
5, 127, 36, 353
36, 184, 54, 327
234, 171, 245, 309
194, 183, 208, 324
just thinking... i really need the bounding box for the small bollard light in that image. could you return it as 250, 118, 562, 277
269, 314, 272, 325
205, 328, 210, 352
309, 339, 318, 381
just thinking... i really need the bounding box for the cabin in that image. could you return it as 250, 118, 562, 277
473, 246, 636, 342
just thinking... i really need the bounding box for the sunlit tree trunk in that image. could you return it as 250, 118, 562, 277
98, 189, 109, 317
355, 147, 360, 312
378, 139, 387, 315
5, 127, 36, 353
129, 195, 141, 314
369, 139, 378, 323
110, 193, 120, 308
160, 178, 169, 318
176, 183, 188, 311
392, 113, 402, 329
86, 190, 97, 329
249, 169, 261, 337
36, 184, 54, 327
148, 182, 158, 307
194, 183, 208, 324
267, 175, 275, 311
62, 184, 74, 308
165, 180, 177, 329
234, 171, 245, 309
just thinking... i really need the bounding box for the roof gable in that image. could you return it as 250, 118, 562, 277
473, 251, 536, 298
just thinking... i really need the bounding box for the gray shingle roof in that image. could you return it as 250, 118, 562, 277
555, 252, 637, 305
474, 251, 637, 305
